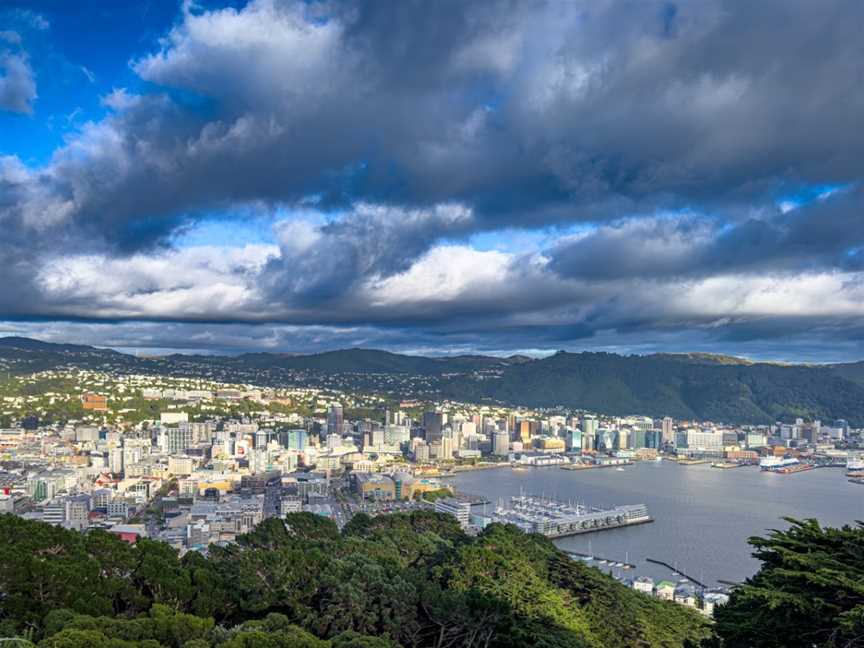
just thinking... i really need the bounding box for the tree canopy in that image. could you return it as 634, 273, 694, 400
0, 512, 708, 648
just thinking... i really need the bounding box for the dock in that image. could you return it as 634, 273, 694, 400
646, 557, 707, 589
564, 550, 636, 569
480, 495, 653, 539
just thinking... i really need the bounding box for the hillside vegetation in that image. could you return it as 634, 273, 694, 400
3, 337, 864, 424
0, 512, 708, 648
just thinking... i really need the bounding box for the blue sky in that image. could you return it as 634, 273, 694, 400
1, 0, 863, 360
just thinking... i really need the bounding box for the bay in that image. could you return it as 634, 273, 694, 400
451, 462, 864, 586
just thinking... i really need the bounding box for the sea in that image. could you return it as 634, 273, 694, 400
451, 461, 864, 587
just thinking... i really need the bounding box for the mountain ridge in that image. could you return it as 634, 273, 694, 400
2, 336, 864, 424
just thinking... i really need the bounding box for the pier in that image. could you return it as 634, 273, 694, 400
564, 550, 636, 569
646, 558, 708, 589
480, 495, 653, 538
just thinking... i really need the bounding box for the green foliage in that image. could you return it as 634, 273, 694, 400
0, 512, 709, 648
713, 518, 864, 648
418, 488, 452, 503
441, 351, 864, 425
331, 631, 401, 648
4, 337, 864, 424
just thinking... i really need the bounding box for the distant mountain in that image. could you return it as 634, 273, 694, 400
441, 351, 864, 425
229, 348, 520, 374
1, 336, 863, 424
0, 336, 115, 354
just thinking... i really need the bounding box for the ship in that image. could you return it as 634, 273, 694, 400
711, 462, 741, 469
482, 495, 652, 538
846, 451, 864, 476
760, 457, 814, 474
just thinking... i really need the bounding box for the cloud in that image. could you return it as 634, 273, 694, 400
1, 0, 864, 359
9, 0, 864, 244
547, 186, 864, 281
261, 203, 475, 306
0, 51, 36, 113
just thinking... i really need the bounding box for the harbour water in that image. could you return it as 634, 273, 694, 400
451, 461, 864, 586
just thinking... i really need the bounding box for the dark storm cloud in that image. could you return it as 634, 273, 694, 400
2, 0, 864, 357
259, 204, 475, 306
7, 0, 864, 248
548, 187, 864, 281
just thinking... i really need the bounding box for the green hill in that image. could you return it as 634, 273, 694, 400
0, 512, 709, 647
2, 336, 864, 424
445, 351, 864, 424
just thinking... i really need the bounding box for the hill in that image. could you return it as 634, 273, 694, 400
442, 351, 864, 425
2, 336, 864, 424
0, 512, 709, 647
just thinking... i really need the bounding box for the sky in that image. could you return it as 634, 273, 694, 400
1, 0, 863, 361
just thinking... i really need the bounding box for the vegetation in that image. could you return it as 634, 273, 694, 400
442, 351, 864, 425
712, 518, 864, 647
0, 512, 708, 648
4, 337, 864, 424
417, 488, 452, 502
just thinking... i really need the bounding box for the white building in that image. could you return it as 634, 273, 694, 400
434, 498, 471, 529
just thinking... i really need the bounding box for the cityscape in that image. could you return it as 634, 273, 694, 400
2, 342, 863, 627
2, 0, 864, 646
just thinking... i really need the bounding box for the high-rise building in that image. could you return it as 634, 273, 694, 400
384, 425, 409, 446
423, 411, 444, 443
519, 420, 534, 444
166, 426, 193, 455
566, 428, 582, 452
746, 432, 767, 448
492, 430, 510, 456
280, 429, 307, 451
327, 404, 344, 436
370, 427, 385, 448
440, 433, 454, 460
581, 415, 599, 440
661, 417, 674, 446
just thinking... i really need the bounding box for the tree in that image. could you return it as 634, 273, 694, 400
713, 518, 864, 648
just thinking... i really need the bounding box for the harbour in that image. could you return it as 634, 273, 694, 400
453, 460, 864, 587
475, 494, 652, 538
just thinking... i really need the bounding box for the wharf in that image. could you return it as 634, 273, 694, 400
564, 550, 636, 569
482, 495, 652, 539
646, 558, 707, 589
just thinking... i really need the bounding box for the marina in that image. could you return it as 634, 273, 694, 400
477, 494, 652, 538
453, 460, 864, 586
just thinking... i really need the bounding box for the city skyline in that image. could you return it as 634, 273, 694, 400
2, 1, 864, 361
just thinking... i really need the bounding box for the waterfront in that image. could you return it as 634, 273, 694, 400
452, 461, 864, 586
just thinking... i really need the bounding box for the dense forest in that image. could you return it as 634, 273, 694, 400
0, 511, 709, 647
442, 351, 864, 425
2, 511, 863, 647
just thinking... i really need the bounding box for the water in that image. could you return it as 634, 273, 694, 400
451, 462, 864, 587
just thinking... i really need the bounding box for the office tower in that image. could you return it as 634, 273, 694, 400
566, 428, 582, 452
166, 426, 193, 455
519, 420, 532, 444
423, 411, 444, 443
492, 430, 510, 456
581, 415, 599, 440
327, 404, 344, 436
440, 432, 454, 459
370, 427, 385, 448
282, 429, 307, 451
661, 417, 674, 446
